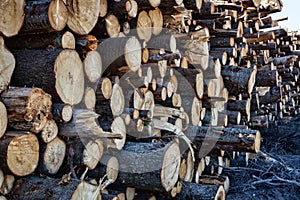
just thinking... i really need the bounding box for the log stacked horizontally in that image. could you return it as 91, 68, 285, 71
0, 0, 299, 199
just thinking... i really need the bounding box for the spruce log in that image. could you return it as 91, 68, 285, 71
1, 87, 52, 133
226, 99, 251, 121
10, 49, 84, 104
221, 65, 257, 96
110, 141, 181, 192
0, 36, 15, 94
21, 0, 68, 34
108, 0, 138, 18
0, 0, 25, 37
66, 0, 100, 35
149, 8, 163, 36
185, 126, 261, 153
0, 132, 39, 176
83, 50, 102, 83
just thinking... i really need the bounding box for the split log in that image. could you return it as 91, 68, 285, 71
10, 49, 84, 105
66, 0, 100, 35
21, 0, 68, 34
8, 176, 101, 200
98, 36, 141, 73
221, 65, 257, 96
0, 132, 39, 176
185, 126, 261, 153
0, 0, 25, 37
111, 141, 181, 193
0, 36, 15, 94
1, 87, 52, 133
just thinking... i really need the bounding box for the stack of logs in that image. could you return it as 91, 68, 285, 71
0, 0, 299, 199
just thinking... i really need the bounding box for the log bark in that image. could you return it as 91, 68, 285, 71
0, 132, 39, 176
226, 99, 251, 121
185, 126, 261, 153
221, 65, 257, 96
0, 0, 25, 37
21, 0, 68, 34
111, 141, 181, 193
1, 87, 52, 133
0, 36, 15, 94
10, 49, 84, 105
66, 0, 100, 35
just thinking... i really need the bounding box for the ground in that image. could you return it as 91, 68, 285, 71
225, 116, 300, 200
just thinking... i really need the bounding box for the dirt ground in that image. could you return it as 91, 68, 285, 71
225, 116, 300, 200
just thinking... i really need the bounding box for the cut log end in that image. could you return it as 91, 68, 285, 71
84, 50, 102, 83
54, 50, 84, 105
48, 0, 68, 31
7, 133, 39, 176
62, 31, 76, 49
111, 117, 126, 150
106, 156, 119, 182
161, 142, 181, 192
43, 137, 66, 174
125, 37, 142, 72
41, 119, 58, 143
84, 87, 96, 110
0, 102, 7, 138
83, 140, 103, 170
110, 84, 125, 116
0, 0, 25, 37
0, 174, 15, 195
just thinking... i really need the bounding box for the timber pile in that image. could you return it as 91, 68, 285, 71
0, 0, 299, 199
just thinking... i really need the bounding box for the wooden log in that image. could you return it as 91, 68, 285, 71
37, 137, 66, 175
210, 37, 235, 48
59, 109, 125, 149
204, 57, 221, 79
111, 141, 181, 193
221, 65, 257, 96
226, 99, 251, 121
108, 0, 138, 19
149, 8, 163, 36
21, 0, 68, 34
0, 0, 25, 37
98, 36, 141, 73
5, 31, 76, 50
147, 33, 177, 53
8, 176, 101, 200
91, 14, 121, 39
41, 119, 58, 143
255, 70, 279, 87
0, 132, 39, 176
185, 126, 261, 153
197, 175, 230, 193
0, 102, 7, 138
83, 50, 102, 83
1, 87, 52, 133
0, 36, 15, 94
52, 103, 73, 123
172, 181, 225, 200
0, 174, 15, 195
259, 86, 282, 105
184, 0, 203, 10
10, 49, 84, 105
66, 0, 100, 35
